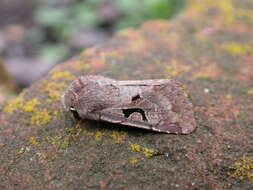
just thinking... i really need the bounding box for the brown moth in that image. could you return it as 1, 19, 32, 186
62, 75, 196, 134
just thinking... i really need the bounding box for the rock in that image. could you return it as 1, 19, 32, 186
1, 0, 253, 189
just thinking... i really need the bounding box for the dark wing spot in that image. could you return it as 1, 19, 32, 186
131, 94, 141, 101
122, 108, 148, 121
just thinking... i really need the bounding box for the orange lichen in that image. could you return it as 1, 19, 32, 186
31, 109, 51, 126
23, 98, 40, 112
229, 156, 253, 182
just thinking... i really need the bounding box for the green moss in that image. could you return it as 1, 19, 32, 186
3, 95, 24, 113
229, 156, 253, 182
23, 98, 41, 112
31, 109, 51, 126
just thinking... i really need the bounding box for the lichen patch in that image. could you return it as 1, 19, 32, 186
31, 109, 51, 126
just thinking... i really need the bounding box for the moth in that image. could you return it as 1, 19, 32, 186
62, 75, 196, 134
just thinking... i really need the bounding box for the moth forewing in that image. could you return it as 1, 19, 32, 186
62, 75, 196, 134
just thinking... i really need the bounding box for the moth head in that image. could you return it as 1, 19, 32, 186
62, 87, 81, 118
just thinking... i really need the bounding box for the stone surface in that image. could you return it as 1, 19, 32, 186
1, 0, 253, 189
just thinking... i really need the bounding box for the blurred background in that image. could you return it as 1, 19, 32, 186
0, 0, 186, 102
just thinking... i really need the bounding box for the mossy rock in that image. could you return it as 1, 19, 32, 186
1, 0, 253, 189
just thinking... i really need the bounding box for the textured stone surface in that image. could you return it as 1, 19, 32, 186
1, 0, 253, 189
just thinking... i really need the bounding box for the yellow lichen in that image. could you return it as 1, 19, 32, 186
142, 148, 157, 158
31, 109, 51, 126
229, 156, 253, 182
189, 0, 214, 13
43, 82, 67, 102
117, 29, 133, 37
110, 131, 127, 144
23, 98, 40, 112
52, 110, 60, 116
225, 94, 233, 100
16, 147, 26, 155
247, 89, 253, 95
61, 136, 70, 149
51, 71, 75, 81
237, 9, 253, 21
29, 137, 40, 145
130, 144, 157, 158
166, 66, 178, 77
218, 0, 235, 25
74, 123, 87, 135
95, 131, 104, 141
130, 144, 141, 152
81, 50, 87, 56
75, 60, 91, 71
45, 136, 62, 145
130, 157, 139, 165
221, 43, 253, 55
189, 0, 235, 25
3, 96, 24, 113
193, 73, 213, 79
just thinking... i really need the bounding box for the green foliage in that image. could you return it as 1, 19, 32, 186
39, 44, 70, 63
33, 0, 186, 62
116, 0, 186, 29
